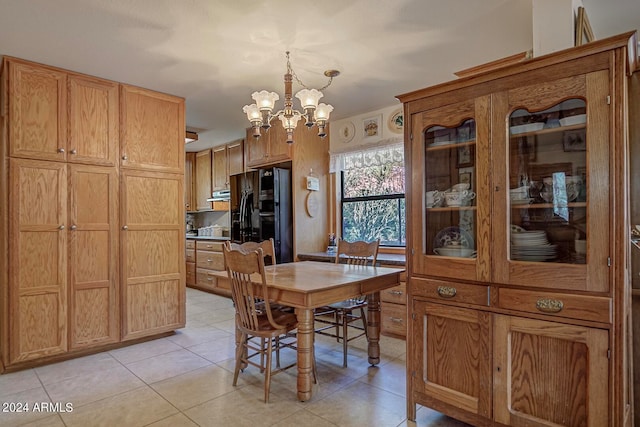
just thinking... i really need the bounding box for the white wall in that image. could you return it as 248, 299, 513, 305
329, 104, 404, 154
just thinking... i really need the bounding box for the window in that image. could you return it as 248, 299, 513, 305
339, 144, 405, 247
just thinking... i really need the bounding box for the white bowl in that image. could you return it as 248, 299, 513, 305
434, 247, 476, 257
559, 114, 586, 127
510, 123, 544, 134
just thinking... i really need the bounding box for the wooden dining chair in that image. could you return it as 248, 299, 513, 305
223, 244, 298, 403
227, 238, 276, 265
314, 238, 380, 367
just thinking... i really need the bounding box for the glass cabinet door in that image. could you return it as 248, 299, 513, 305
411, 97, 490, 282
492, 72, 610, 292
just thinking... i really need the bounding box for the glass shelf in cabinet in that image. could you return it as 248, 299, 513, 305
426, 139, 476, 151
508, 123, 585, 139
427, 206, 477, 212
510, 202, 587, 209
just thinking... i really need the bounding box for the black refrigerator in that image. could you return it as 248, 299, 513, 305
230, 167, 292, 264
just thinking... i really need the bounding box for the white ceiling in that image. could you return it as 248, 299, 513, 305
1, 0, 638, 152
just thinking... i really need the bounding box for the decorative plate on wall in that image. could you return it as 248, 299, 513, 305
387, 108, 404, 134
338, 121, 356, 143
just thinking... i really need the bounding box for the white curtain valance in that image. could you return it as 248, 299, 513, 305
330, 140, 404, 173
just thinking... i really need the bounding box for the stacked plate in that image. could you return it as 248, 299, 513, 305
510, 230, 557, 261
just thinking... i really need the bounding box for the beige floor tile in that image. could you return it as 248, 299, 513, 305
165, 326, 232, 348
0, 369, 41, 399
59, 387, 178, 427
186, 334, 236, 363
208, 318, 237, 334
125, 349, 211, 384
43, 364, 145, 408
184, 383, 303, 427
0, 386, 55, 427
34, 353, 121, 386
146, 412, 200, 427
272, 408, 338, 427
19, 414, 66, 426
151, 364, 239, 410
357, 356, 406, 397
109, 338, 183, 365
305, 380, 407, 427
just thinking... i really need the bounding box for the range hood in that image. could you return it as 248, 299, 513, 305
207, 190, 230, 202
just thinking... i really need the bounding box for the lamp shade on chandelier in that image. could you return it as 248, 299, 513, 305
243, 52, 338, 144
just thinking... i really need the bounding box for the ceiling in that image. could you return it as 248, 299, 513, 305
1, 0, 638, 152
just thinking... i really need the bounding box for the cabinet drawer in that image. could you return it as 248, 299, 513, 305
381, 302, 407, 337
196, 268, 218, 289
196, 240, 224, 251
186, 262, 196, 285
498, 288, 611, 324
381, 282, 406, 305
185, 248, 195, 263
196, 250, 225, 270
217, 276, 230, 291
412, 277, 489, 306
186, 239, 195, 250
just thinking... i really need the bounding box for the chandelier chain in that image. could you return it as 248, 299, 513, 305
286, 52, 334, 91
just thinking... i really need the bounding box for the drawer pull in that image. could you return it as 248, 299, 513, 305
389, 290, 404, 295
536, 298, 564, 313
436, 286, 457, 298
207, 277, 213, 281
207, 259, 213, 263
390, 317, 404, 323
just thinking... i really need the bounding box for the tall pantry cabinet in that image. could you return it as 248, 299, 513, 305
0, 56, 185, 370
398, 32, 637, 426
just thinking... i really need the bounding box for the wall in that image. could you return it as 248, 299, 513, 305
329, 104, 404, 155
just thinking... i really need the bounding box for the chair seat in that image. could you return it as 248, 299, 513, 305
248, 311, 297, 333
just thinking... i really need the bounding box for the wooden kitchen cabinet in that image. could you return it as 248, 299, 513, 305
192, 240, 229, 295
245, 124, 292, 168
120, 169, 185, 341
379, 269, 407, 338
1, 56, 185, 371
8, 159, 68, 364
6, 57, 118, 165
68, 164, 119, 349
227, 139, 244, 175
120, 84, 185, 174
212, 145, 228, 191
185, 152, 195, 211
493, 315, 609, 427
399, 32, 636, 426
195, 149, 212, 210
185, 239, 196, 286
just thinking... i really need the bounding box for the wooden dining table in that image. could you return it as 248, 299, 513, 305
216, 260, 404, 401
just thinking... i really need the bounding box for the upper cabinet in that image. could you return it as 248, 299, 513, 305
120, 84, 185, 173
410, 73, 610, 293
195, 149, 212, 211
245, 125, 292, 168
6, 58, 118, 165
212, 139, 244, 192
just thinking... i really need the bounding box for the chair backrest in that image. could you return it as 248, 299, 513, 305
335, 238, 380, 266
223, 242, 285, 331
227, 238, 276, 265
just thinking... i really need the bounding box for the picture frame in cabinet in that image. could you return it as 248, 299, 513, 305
362, 115, 382, 141
457, 144, 474, 167
459, 168, 473, 187
562, 129, 586, 151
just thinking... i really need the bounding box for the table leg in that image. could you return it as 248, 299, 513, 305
367, 291, 381, 365
295, 307, 314, 401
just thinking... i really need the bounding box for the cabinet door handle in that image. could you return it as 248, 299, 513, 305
122, 225, 128, 230
70, 225, 77, 230
436, 286, 457, 298
536, 298, 564, 313
57, 148, 65, 153
58, 225, 65, 230
122, 155, 128, 160
70, 149, 77, 154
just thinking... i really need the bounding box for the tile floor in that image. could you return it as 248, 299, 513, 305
0, 288, 470, 427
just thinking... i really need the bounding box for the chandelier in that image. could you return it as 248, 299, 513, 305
242, 51, 339, 144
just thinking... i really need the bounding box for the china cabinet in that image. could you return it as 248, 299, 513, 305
399, 32, 636, 426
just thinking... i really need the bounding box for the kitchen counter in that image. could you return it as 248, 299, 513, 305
186, 235, 230, 241
297, 251, 405, 266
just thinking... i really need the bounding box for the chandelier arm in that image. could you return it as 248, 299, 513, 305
290, 70, 334, 91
